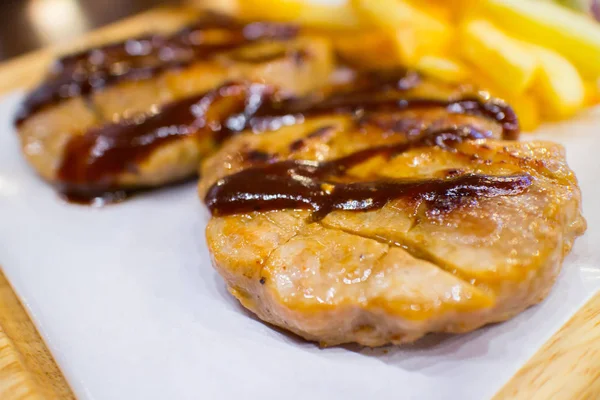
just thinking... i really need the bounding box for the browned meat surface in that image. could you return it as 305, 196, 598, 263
199, 94, 586, 346
15, 15, 333, 200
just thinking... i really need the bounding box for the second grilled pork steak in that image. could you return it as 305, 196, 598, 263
199, 92, 586, 346
16, 15, 333, 202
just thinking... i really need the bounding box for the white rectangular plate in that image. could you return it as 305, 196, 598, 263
1, 91, 599, 400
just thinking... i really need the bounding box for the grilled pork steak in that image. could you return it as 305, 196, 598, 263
15, 15, 333, 201
199, 90, 585, 346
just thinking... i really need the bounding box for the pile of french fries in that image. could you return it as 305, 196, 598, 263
197, 0, 600, 131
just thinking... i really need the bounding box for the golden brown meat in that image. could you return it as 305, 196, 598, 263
199, 98, 586, 347
16, 16, 333, 200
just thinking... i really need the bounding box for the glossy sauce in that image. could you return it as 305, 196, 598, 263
204, 127, 532, 220
57, 82, 269, 197
56, 75, 520, 202
14, 13, 298, 124
57, 76, 518, 187
246, 93, 519, 140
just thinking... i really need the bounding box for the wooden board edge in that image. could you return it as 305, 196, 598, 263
494, 291, 600, 399
0, 269, 74, 400
0, 4, 598, 399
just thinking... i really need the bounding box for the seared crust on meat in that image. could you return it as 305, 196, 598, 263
199, 110, 586, 347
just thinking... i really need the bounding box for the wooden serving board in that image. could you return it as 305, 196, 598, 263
0, 6, 598, 400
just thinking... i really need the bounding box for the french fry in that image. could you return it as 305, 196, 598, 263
236, 0, 363, 29
192, 0, 240, 16
405, 0, 453, 23
509, 93, 542, 132
415, 56, 468, 83
477, 0, 600, 78
352, 0, 452, 65
584, 80, 600, 106
333, 32, 401, 69
460, 19, 539, 95
528, 45, 585, 119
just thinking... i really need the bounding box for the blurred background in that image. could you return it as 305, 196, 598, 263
0, 0, 177, 61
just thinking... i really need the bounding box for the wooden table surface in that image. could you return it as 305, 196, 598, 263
0, 6, 599, 400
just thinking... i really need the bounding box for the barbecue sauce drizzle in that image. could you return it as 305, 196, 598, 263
204, 127, 532, 220
55, 76, 519, 201
14, 13, 298, 124
56, 82, 272, 199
